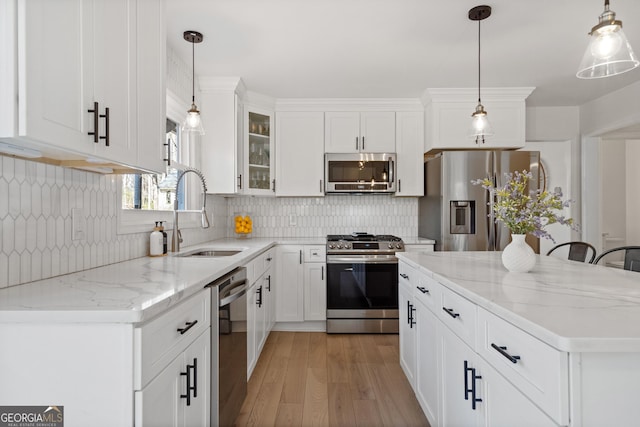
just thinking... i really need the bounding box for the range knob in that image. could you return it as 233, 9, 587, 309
396, 243, 402, 249
388, 243, 394, 249
344, 243, 351, 249
336, 244, 343, 249
328, 244, 335, 249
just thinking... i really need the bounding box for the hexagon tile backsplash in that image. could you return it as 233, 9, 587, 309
0, 156, 225, 288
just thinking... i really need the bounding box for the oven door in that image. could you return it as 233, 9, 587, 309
326, 255, 398, 311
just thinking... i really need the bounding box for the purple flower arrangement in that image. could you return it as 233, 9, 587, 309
472, 170, 576, 242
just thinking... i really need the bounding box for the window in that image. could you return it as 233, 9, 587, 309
121, 118, 184, 212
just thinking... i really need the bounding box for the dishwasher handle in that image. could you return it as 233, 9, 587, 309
219, 283, 247, 307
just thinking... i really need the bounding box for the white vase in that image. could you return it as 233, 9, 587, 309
501, 234, 536, 273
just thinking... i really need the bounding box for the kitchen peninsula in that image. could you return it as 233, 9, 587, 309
397, 251, 640, 426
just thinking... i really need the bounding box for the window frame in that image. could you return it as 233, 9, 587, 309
116, 90, 205, 235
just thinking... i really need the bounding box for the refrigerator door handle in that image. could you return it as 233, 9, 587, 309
487, 173, 497, 251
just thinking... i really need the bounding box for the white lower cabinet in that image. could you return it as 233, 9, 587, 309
398, 260, 561, 427
275, 245, 305, 322
135, 330, 210, 427
303, 246, 326, 321
247, 248, 276, 378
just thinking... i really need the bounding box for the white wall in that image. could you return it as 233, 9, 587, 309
626, 140, 640, 245
599, 139, 627, 251
580, 80, 640, 137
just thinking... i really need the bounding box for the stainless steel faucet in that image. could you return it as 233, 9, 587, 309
172, 167, 210, 252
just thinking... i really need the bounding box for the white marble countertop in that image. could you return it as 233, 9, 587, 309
0, 238, 278, 324
397, 251, 640, 352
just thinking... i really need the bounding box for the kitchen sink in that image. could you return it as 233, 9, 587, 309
178, 248, 243, 258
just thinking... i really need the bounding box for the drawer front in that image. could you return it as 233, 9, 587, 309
262, 248, 275, 272
399, 261, 417, 292
437, 285, 476, 348
477, 307, 569, 425
305, 246, 326, 263
135, 289, 210, 389
413, 272, 440, 314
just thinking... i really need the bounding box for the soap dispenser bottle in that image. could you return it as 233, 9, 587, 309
150, 222, 164, 257
158, 221, 168, 255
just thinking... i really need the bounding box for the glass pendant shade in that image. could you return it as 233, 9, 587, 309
469, 103, 494, 142
182, 103, 205, 135
577, 1, 639, 78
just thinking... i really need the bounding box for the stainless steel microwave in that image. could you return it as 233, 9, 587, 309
325, 153, 396, 193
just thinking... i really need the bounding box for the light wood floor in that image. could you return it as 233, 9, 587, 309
234, 332, 430, 427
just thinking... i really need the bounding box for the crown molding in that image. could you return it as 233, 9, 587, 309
275, 98, 424, 112
198, 76, 246, 94
421, 87, 536, 104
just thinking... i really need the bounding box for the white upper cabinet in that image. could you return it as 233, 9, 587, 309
0, 0, 166, 173
325, 111, 395, 153
275, 111, 325, 197
423, 88, 534, 153
200, 78, 244, 194
395, 111, 424, 196
244, 106, 275, 195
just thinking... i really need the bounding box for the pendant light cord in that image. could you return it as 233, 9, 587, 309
477, 18, 481, 104
191, 40, 195, 104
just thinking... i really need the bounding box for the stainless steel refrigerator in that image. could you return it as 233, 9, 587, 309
418, 150, 541, 252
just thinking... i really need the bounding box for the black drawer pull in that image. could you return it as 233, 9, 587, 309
491, 343, 521, 364
417, 286, 430, 294
442, 307, 460, 319
177, 320, 198, 335
400, 273, 409, 279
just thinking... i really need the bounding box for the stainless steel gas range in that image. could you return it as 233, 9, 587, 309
326, 233, 404, 333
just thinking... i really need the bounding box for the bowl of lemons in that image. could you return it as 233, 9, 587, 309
234, 213, 253, 238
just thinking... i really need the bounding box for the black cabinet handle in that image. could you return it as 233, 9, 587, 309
180, 358, 197, 406
464, 360, 471, 401
362, 136, 365, 150
257, 285, 263, 307
99, 107, 109, 146
355, 137, 359, 150
321, 266, 324, 280
177, 320, 198, 335
237, 174, 242, 190
272, 179, 276, 192
266, 275, 271, 292
491, 343, 521, 364
266, 257, 272, 262
400, 273, 409, 279
442, 307, 460, 319
417, 286, 430, 294
299, 250, 302, 265
471, 367, 482, 410
410, 304, 416, 328
88, 102, 99, 143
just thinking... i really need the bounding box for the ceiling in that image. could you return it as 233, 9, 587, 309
166, 0, 640, 107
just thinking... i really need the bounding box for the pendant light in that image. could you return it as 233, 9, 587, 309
182, 30, 205, 134
468, 5, 493, 144
577, 0, 639, 79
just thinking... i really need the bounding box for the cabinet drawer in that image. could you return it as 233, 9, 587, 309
477, 307, 569, 425
413, 272, 440, 314
262, 248, 275, 272
399, 262, 417, 291
437, 285, 476, 348
134, 289, 210, 389
305, 246, 326, 263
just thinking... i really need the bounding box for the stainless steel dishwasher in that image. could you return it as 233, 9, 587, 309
208, 267, 247, 427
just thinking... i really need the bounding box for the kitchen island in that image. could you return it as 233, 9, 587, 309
397, 251, 640, 427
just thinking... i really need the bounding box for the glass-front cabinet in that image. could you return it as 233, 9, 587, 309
244, 108, 275, 195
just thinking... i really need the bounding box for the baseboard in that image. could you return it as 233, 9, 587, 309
272, 321, 326, 332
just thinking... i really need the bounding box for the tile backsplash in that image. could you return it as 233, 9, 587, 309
0, 156, 226, 288
226, 195, 417, 238
1, 155, 418, 288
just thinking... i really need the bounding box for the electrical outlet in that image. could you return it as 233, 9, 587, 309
289, 214, 297, 226
71, 208, 85, 240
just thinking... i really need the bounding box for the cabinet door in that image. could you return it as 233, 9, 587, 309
324, 112, 360, 153
360, 112, 395, 152
245, 107, 275, 195
15, 0, 93, 152
256, 278, 268, 353
415, 300, 439, 425
247, 282, 258, 377
439, 323, 483, 427
303, 262, 326, 321
398, 279, 416, 387
133, 0, 166, 173
477, 358, 556, 427
275, 245, 304, 322
135, 351, 183, 427
91, 0, 136, 164
183, 330, 210, 427
275, 111, 325, 196
395, 111, 424, 196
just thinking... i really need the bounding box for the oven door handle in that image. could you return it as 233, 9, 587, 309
326, 256, 398, 264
